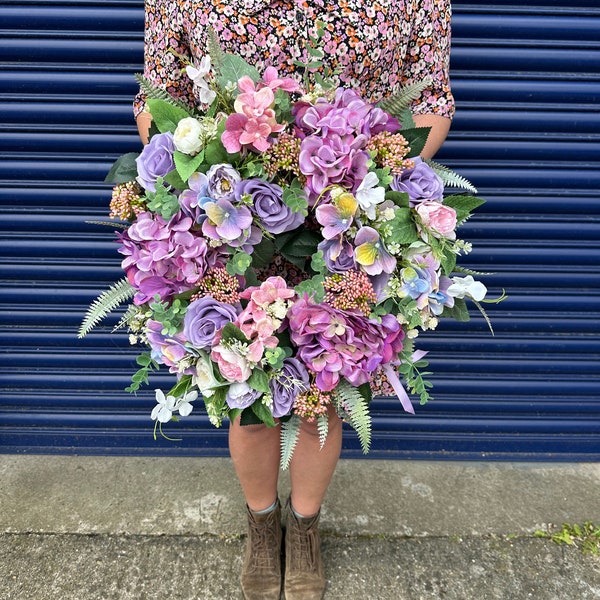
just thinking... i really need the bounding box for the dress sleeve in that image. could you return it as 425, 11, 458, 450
403, 0, 455, 119
133, 0, 197, 118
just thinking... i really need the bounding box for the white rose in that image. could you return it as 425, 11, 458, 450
192, 351, 220, 397
173, 117, 204, 155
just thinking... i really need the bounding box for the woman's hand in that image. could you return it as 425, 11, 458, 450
136, 111, 153, 145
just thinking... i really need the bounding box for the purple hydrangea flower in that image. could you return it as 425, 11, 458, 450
135, 132, 175, 192
183, 296, 238, 349
179, 172, 212, 223
390, 157, 445, 206
270, 358, 310, 418
118, 211, 210, 304
146, 319, 189, 370
236, 178, 304, 235
287, 297, 403, 392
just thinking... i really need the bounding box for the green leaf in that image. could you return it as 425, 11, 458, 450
282, 182, 309, 216
218, 54, 260, 89
385, 190, 410, 208
221, 322, 251, 345
163, 168, 187, 191
386, 207, 418, 244
168, 374, 193, 398
440, 248, 457, 276
204, 137, 229, 165
251, 400, 276, 428
248, 369, 270, 394
443, 194, 486, 224
378, 79, 432, 117
401, 127, 431, 158
295, 275, 325, 302
147, 99, 191, 133
441, 297, 470, 322
250, 237, 275, 269
240, 407, 263, 426
104, 152, 139, 184
277, 228, 320, 258
174, 150, 204, 182
226, 251, 252, 276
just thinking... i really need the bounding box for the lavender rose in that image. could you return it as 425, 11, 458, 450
226, 382, 261, 410
236, 178, 304, 234
183, 296, 238, 349
270, 358, 310, 418
135, 132, 175, 192
390, 157, 444, 206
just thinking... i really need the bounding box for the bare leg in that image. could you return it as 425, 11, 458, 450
289, 405, 342, 516
228, 418, 281, 512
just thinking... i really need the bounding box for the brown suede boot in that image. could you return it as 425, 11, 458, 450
241, 500, 283, 600
284, 499, 326, 600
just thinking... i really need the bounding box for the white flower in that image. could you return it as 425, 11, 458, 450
173, 117, 204, 155
186, 56, 217, 105
356, 172, 385, 220
447, 275, 487, 302
191, 351, 220, 397
151, 388, 197, 422
174, 390, 198, 417
151, 389, 177, 423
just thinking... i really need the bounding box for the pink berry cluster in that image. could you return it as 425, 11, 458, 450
109, 181, 145, 221
366, 131, 414, 175
192, 267, 241, 304
323, 270, 377, 315
263, 132, 304, 180
293, 383, 331, 421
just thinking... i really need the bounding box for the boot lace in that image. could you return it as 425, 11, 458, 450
247, 515, 280, 572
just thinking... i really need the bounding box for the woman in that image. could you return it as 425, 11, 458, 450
134, 1, 454, 598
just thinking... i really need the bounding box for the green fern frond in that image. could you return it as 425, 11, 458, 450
135, 74, 195, 114
280, 415, 302, 470
334, 380, 372, 454
316, 414, 329, 450
378, 78, 432, 117
425, 159, 478, 193
112, 304, 139, 333
206, 26, 225, 72
85, 220, 129, 230
78, 278, 135, 338
454, 265, 495, 277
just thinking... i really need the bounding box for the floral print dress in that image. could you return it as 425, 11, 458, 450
134, 0, 455, 119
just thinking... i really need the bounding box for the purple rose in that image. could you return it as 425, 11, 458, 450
236, 178, 304, 234
226, 382, 261, 410
270, 358, 310, 418
390, 157, 444, 206
135, 132, 175, 192
206, 163, 241, 200
183, 296, 238, 349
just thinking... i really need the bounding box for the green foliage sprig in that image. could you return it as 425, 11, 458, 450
78, 278, 135, 338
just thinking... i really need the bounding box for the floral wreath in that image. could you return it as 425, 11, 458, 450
80, 29, 501, 466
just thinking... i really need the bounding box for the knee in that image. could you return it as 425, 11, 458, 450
298, 405, 341, 438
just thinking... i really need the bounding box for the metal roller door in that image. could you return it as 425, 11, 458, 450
1, 0, 599, 458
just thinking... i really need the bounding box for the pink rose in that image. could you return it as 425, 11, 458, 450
211, 344, 252, 382
415, 201, 457, 240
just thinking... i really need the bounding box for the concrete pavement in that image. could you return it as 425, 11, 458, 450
1, 456, 599, 599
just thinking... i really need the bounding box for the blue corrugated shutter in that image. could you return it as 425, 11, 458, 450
1, 1, 599, 458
